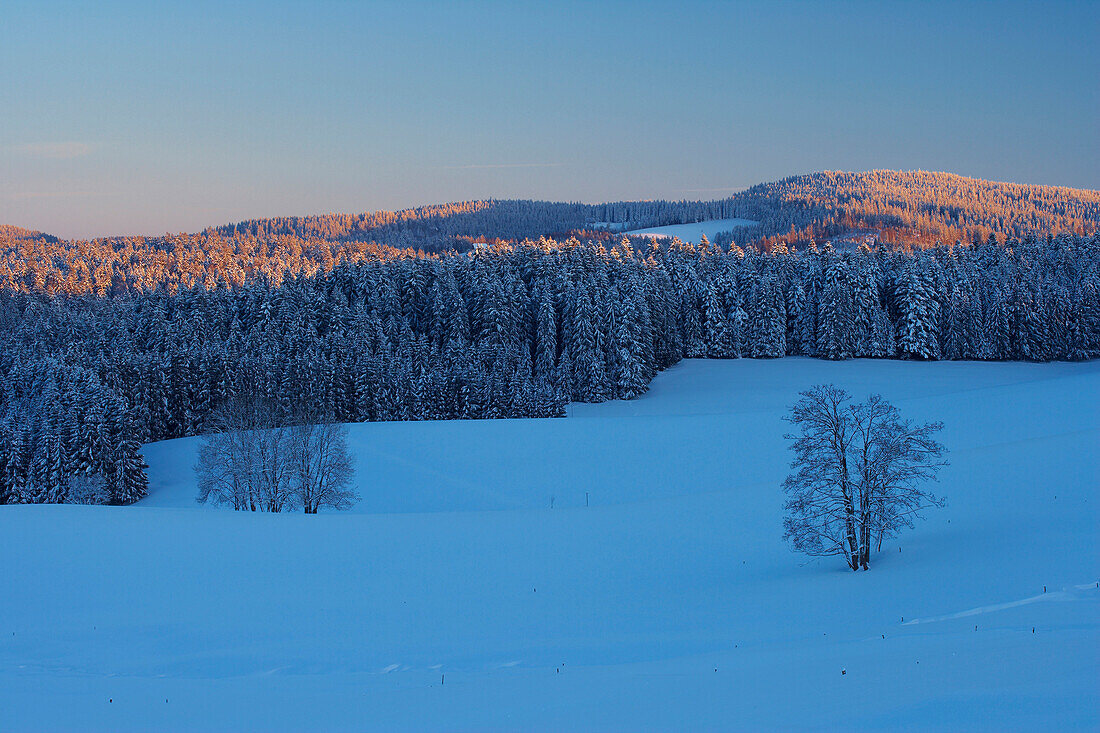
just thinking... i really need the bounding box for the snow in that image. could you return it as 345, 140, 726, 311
2, 358, 1098, 731
621, 217, 758, 244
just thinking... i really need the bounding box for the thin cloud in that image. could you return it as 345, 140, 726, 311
681, 185, 751, 193
10, 142, 96, 160
439, 162, 562, 170
5, 190, 109, 200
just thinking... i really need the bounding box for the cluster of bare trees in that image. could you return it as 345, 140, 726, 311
195, 398, 357, 513
782, 385, 947, 570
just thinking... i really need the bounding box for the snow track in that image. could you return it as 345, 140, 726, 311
902, 584, 1099, 626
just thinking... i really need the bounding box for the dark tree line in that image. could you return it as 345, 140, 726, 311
0, 358, 147, 505
1, 231, 1097, 505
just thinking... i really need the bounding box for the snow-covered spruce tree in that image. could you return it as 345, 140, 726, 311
533, 288, 558, 380
1077, 275, 1100, 359
679, 280, 707, 358
896, 265, 940, 360
785, 282, 806, 355
816, 256, 855, 360
611, 279, 650, 399
796, 277, 819, 357
568, 287, 609, 402
749, 276, 785, 358
704, 284, 736, 358
985, 289, 1012, 360
940, 283, 968, 360
850, 253, 880, 357
782, 385, 946, 571
0, 420, 12, 506
1015, 281, 1047, 361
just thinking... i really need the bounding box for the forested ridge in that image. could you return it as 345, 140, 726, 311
3, 171, 1097, 296
1, 229, 1098, 506
737, 170, 1100, 251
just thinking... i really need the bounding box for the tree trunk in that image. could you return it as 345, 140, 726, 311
859, 514, 871, 570
841, 456, 859, 570
843, 499, 860, 570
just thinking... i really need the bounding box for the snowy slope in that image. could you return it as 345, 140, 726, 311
621, 217, 758, 244
2, 359, 1098, 731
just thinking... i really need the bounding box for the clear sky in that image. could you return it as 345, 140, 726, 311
3, 0, 1097, 239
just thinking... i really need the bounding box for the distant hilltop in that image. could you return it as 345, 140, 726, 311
0, 225, 58, 244
2, 170, 1098, 294
205, 170, 1100, 250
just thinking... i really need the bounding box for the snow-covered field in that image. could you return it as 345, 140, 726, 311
621, 217, 758, 244
2, 359, 1098, 731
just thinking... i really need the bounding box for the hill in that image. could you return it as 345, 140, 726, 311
736, 170, 1100, 251
2, 170, 1097, 295
0, 225, 57, 244
2, 358, 1097, 730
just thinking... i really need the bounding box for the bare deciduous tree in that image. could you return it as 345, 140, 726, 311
196, 397, 290, 511
66, 473, 111, 505
782, 385, 946, 570
289, 413, 357, 513
196, 397, 357, 513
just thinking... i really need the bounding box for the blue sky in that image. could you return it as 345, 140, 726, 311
2, 0, 1097, 239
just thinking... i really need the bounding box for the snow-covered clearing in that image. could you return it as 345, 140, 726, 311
621, 218, 758, 244
2, 359, 1098, 731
